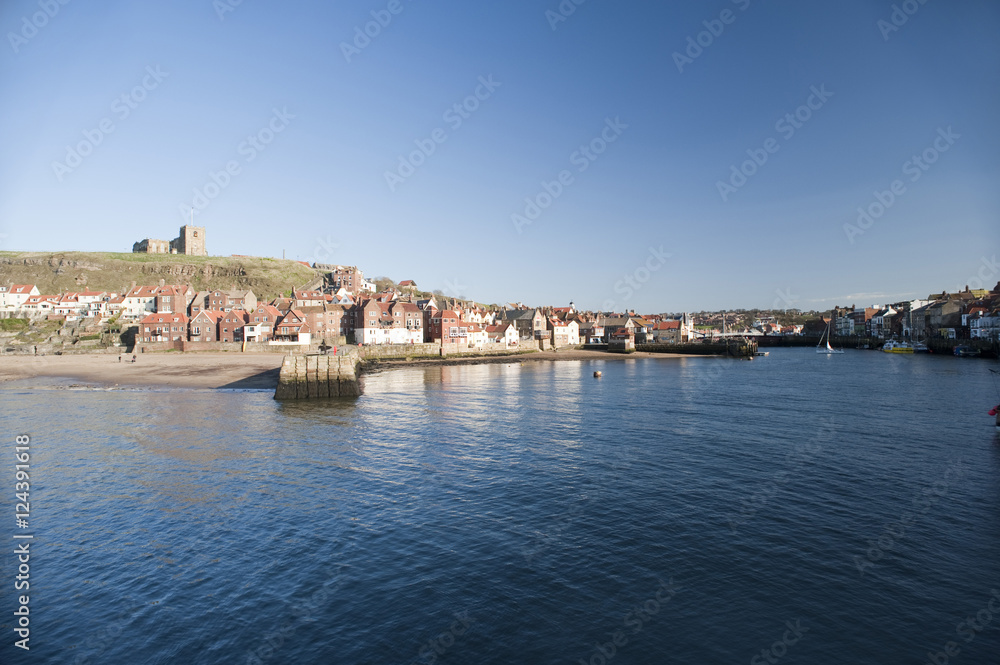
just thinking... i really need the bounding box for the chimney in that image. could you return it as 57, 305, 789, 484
159, 278, 165, 288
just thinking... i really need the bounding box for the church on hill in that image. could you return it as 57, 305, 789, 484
133, 225, 207, 256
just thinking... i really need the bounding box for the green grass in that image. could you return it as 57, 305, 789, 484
0, 251, 320, 301
0, 318, 29, 332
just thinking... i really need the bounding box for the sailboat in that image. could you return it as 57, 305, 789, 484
816, 316, 844, 354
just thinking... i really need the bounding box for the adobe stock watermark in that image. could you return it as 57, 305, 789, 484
772, 286, 800, 311
852, 458, 966, 577
243, 566, 344, 664
179, 107, 294, 221
214, 0, 245, 21
545, 0, 588, 31
511, 117, 628, 234
575, 578, 676, 665
51, 66, 168, 182
408, 611, 474, 665
922, 589, 1000, 665
521, 499, 586, 565
726, 417, 833, 534
71, 597, 143, 665
442, 277, 468, 300
599, 245, 672, 313
7, 0, 72, 54
750, 619, 809, 665
672, 0, 752, 74
877, 0, 932, 41
340, 0, 415, 63
843, 126, 959, 244
716, 84, 834, 202
384, 75, 501, 193
312, 235, 341, 265
953, 255, 999, 296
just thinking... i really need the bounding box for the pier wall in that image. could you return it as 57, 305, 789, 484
637, 341, 757, 357
358, 342, 529, 359
274, 350, 362, 400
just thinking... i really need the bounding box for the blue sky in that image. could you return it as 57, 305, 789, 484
1, 0, 997, 312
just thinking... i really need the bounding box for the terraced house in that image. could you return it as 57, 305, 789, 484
140, 312, 188, 343
220, 310, 247, 343
189, 310, 224, 342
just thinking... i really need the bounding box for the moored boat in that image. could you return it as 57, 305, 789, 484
912, 342, 929, 353
882, 341, 914, 354
954, 345, 980, 357
816, 317, 844, 354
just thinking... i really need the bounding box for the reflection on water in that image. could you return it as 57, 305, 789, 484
1, 351, 999, 665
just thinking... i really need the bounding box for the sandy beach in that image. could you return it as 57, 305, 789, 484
0, 349, 688, 390
0, 352, 285, 390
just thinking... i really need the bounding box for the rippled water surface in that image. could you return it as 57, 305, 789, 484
2, 349, 1000, 664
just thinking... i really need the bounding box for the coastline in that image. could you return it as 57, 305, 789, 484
0, 349, 689, 391
0, 352, 285, 390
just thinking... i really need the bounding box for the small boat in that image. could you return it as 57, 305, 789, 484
593, 371, 602, 378
816, 318, 844, 354
755, 351, 769, 356
882, 341, 914, 354
912, 342, 929, 353
954, 345, 980, 357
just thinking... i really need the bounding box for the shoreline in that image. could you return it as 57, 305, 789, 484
0, 352, 285, 390
0, 349, 691, 391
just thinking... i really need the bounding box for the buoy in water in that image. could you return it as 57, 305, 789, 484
593, 371, 602, 378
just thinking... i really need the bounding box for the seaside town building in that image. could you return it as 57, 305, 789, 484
3, 276, 999, 352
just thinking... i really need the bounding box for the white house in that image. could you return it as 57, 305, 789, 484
486, 323, 519, 348
871, 306, 896, 338
121, 286, 159, 319
466, 323, 488, 348
970, 312, 999, 340
20, 295, 58, 317
4, 284, 39, 311
549, 318, 580, 347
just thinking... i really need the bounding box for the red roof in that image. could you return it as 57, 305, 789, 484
192, 309, 225, 324
140, 313, 189, 324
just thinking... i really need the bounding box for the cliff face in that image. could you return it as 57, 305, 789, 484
0, 252, 319, 300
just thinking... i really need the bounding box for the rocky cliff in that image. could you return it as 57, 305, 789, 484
0, 251, 320, 299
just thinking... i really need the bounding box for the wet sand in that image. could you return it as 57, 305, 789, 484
0, 352, 285, 390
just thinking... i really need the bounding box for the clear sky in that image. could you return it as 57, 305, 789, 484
1, 0, 998, 312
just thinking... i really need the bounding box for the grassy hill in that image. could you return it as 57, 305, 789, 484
0, 251, 322, 301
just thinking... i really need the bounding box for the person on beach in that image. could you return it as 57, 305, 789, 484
132, 355, 137, 363
119, 355, 122, 362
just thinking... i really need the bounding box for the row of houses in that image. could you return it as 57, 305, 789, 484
814, 284, 1000, 341
0, 275, 715, 350
0, 283, 261, 321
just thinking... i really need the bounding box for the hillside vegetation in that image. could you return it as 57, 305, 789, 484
0, 251, 321, 301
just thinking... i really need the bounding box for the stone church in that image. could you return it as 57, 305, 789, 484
133, 225, 207, 256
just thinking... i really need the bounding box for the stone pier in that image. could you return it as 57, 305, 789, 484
274, 350, 362, 400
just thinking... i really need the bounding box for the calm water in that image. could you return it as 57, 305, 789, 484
2, 349, 1000, 664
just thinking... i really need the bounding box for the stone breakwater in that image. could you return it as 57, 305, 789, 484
274, 351, 362, 400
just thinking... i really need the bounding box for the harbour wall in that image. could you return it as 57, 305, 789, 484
274, 350, 362, 400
